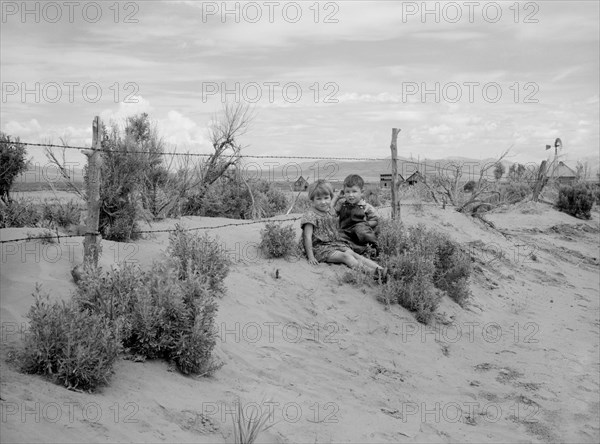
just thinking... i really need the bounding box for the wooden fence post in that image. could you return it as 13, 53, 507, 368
82, 116, 102, 267
390, 128, 401, 220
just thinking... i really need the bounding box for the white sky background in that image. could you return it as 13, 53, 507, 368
1, 0, 598, 170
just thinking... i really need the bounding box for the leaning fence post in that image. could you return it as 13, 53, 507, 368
390, 128, 401, 220
82, 116, 102, 267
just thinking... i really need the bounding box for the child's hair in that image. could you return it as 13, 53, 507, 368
308, 179, 334, 200
343, 174, 365, 189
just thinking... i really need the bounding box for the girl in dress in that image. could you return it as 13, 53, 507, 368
301, 180, 386, 281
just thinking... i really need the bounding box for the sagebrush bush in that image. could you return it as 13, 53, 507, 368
96, 122, 147, 242
259, 222, 298, 258
380, 243, 442, 323
556, 184, 594, 219
41, 200, 82, 228
592, 184, 600, 205
377, 218, 410, 257
381, 272, 442, 324
433, 239, 472, 306
252, 180, 289, 218
377, 220, 472, 322
185, 178, 289, 219
74, 261, 220, 376
289, 194, 312, 213
167, 225, 230, 294
0, 199, 41, 228
19, 286, 120, 391
502, 182, 531, 204
363, 188, 381, 207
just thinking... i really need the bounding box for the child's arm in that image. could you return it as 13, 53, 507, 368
332, 191, 345, 213
303, 224, 319, 265
364, 203, 379, 229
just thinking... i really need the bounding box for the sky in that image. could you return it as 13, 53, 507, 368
1, 0, 599, 172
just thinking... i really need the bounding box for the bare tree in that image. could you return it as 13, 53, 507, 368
160, 102, 255, 217
432, 161, 464, 206
456, 148, 511, 213
204, 102, 254, 186
44, 138, 85, 199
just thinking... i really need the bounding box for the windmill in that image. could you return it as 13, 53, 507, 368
546, 137, 562, 156
534, 137, 563, 201
546, 137, 563, 179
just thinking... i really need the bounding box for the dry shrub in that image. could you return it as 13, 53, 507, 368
0, 199, 41, 228
259, 222, 298, 258
557, 184, 594, 219
502, 182, 531, 204
167, 225, 230, 294
377, 220, 472, 322
185, 178, 288, 219
289, 193, 312, 213
433, 239, 472, 307
74, 261, 220, 376
18, 285, 121, 391
41, 199, 82, 228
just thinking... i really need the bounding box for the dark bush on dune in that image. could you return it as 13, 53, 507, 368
377, 219, 472, 323
16, 228, 227, 389
18, 286, 120, 391
556, 184, 594, 219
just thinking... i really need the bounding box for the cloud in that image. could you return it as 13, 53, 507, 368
157, 110, 211, 150
4, 119, 42, 136
337, 92, 402, 104
100, 96, 153, 125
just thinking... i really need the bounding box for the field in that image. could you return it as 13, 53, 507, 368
1, 194, 598, 443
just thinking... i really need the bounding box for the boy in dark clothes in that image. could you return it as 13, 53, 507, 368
333, 174, 379, 256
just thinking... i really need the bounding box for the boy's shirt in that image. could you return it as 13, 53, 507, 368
334, 198, 378, 230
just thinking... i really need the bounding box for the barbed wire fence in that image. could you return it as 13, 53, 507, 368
0, 119, 488, 251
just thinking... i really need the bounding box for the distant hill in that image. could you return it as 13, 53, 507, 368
14, 154, 597, 192
266, 157, 508, 184
265, 154, 600, 184
13, 163, 84, 192
15, 163, 85, 184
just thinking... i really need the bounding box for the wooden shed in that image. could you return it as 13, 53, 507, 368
293, 176, 309, 191
554, 161, 577, 185
405, 171, 425, 185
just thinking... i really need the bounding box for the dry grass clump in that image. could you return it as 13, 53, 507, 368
232, 400, 274, 444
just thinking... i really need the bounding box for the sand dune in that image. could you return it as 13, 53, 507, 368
1, 203, 598, 443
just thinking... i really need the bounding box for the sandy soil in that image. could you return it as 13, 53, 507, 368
1, 202, 598, 443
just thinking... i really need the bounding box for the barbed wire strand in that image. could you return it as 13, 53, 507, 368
0, 140, 505, 173
0, 140, 390, 161
1, 204, 448, 245
0, 215, 303, 244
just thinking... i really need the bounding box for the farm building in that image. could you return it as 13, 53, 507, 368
405, 171, 425, 185
293, 176, 309, 191
553, 161, 577, 185
379, 173, 405, 188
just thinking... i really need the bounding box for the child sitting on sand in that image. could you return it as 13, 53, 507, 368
332, 174, 379, 256
301, 179, 386, 281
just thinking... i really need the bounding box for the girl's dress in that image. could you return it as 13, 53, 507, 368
300, 207, 349, 262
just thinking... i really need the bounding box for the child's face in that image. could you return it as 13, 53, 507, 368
312, 193, 332, 212
343, 185, 363, 204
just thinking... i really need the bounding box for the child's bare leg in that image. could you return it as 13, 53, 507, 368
327, 250, 359, 268
348, 250, 381, 271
